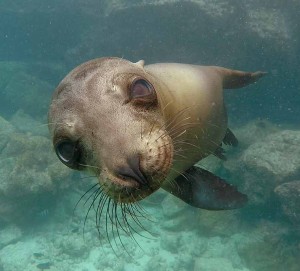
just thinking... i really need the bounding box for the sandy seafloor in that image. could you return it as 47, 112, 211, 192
0, 111, 299, 271
0, 168, 286, 271
0, 187, 253, 271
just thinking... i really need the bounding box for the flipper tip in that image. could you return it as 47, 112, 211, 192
252, 71, 268, 79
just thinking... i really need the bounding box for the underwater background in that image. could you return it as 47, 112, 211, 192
0, 0, 299, 270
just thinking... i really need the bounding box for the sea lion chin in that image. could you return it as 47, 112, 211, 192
48, 57, 266, 210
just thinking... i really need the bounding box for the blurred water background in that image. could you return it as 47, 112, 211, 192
0, 1, 299, 270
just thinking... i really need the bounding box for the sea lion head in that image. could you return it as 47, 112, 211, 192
48, 58, 173, 203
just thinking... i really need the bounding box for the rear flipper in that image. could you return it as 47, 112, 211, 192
223, 128, 238, 147
214, 129, 238, 160
163, 166, 248, 210
213, 67, 267, 89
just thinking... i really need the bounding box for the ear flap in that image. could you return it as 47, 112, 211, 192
135, 60, 145, 68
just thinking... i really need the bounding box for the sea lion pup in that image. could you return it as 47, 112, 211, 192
48, 57, 266, 210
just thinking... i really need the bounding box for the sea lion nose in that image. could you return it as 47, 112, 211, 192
116, 155, 148, 185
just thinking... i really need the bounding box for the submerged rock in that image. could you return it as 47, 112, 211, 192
243, 130, 300, 180
161, 194, 188, 218
160, 195, 196, 231
0, 116, 16, 151
238, 228, 300, 271
10, 110, 48, 137
274, 180, 300, 224
196, 209, 243, 237
194, 257, 249, 271
0, 225, 22, 249
227, 129, 300, 207
0, 239, 44, 271
233, 119, 280, 148
0, 115, 72, 225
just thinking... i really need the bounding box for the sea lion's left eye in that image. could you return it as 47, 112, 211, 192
55, 139, 81, 169
130, 79, 156, 102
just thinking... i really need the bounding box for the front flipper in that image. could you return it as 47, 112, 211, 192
163, 166, 247, 210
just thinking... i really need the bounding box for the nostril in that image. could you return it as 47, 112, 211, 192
116, 155, 147, 185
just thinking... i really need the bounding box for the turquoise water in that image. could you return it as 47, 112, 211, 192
0, 1, 299, 270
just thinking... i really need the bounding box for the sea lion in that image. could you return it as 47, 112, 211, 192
48, 57, 266, 210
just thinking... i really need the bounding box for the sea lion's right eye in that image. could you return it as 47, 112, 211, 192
55, 139, 81, 169
129, 78, 156, 103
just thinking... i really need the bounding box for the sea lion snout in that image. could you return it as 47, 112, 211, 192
99, 126, 174, 203
114, 155, 148, 185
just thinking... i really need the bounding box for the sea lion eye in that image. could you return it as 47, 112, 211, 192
130, 79, 156, 101
55, 139, 81, 169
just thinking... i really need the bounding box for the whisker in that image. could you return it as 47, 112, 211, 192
161, 100, 173, 114
105, 198, 118, 254
120, 203, 142, 247
107, 199, 119, 249
78, 174, 98, 181
168, 129, 187, 141
114, 202, 130, 235
73, 183, 99, 216
173, 152, 187, 159
165, 117, 193, 134
158, 106, 191, 133
148, 121, 156, 137
123, 204, 151, 240
83, 187, 101, 239
113, 202, 131, 255
174, 140, 203, 151
96, 193, 109, 237
78, 163, 100, 170
169, 167, 189, 183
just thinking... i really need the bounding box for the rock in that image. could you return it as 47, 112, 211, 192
59, 235, 89, 258
0, 133, 69, 197
160, 232, 181, 253
238, 228, 300, 271
274, 180, 300, 223
0, 128, 72, 225
194, 257, 248, 271
196, 209, 243, 237
161, 194, 187, 218
160, 195, 195, 231
233, 119, 279, 148
235, 130, 300, 206
0, 239, 44, 271
245, 6, 289, 44
10, 110, 48, 137
161, 231, 207, 256
243, 130, 300, 180
1, 1, 300, 122
0, 225, 22, 249
0, 116, 16, 151
60, 0, 298, 67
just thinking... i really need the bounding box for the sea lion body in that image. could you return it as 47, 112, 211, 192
48, 57, 265, 209
145, 63, 227, 181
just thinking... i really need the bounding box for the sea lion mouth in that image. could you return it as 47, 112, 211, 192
100, 169, 158, 203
